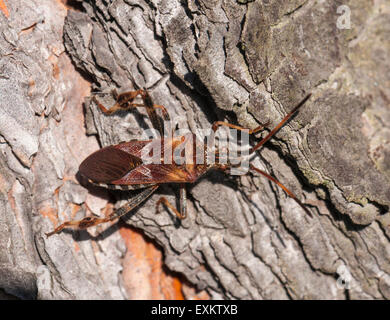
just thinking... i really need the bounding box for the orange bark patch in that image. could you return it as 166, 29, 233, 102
28, 79, 35, 97
70, 203, 81, 219
0, 0, 9, 18
52, 62, 60, 79
39, 204, 58, 226
169, 277, 185, 300
73, 241, 80, 252
48, 55, 60, 80
119, 226, 184, 300
7, 189, 16, 212
0, 173, 9, 195
119, 225, 209, 300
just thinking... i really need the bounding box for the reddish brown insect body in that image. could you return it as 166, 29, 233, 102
46, 89, 312, 237
80, 136, 208, 186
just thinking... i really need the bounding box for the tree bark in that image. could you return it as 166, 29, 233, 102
1, 0, 390, 299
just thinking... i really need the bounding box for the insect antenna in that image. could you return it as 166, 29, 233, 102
90, 90, 114, 95
249, 93, 312, 154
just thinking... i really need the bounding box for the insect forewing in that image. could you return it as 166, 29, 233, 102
79, 145, 142, 183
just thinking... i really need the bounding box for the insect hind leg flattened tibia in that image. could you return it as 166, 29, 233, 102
45, 216, 110, 238
46, 185, 159, 237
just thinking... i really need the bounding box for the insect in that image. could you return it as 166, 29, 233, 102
46, 89, 312, 237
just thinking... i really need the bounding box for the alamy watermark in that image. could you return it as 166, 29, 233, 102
336, 5, 351, 30
336, 264, 390, 292
138, 125, 251, 175
336, 264, 353, 290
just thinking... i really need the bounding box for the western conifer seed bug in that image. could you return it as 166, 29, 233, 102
46, 89, 312, 237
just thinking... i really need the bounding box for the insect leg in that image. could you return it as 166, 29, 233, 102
128, 103, 170, 120
212, 121, 269, 135
138, 90, 167, 136
91, 89, 143, 114
46, 185, 159, 237
106, 185, 159, 220
249, 164, 312, 217
121, 90, 170, 135
156, 184, 187, 219
92, 89, 169, 136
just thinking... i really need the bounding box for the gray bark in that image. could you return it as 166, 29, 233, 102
1, 0, 390, 299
